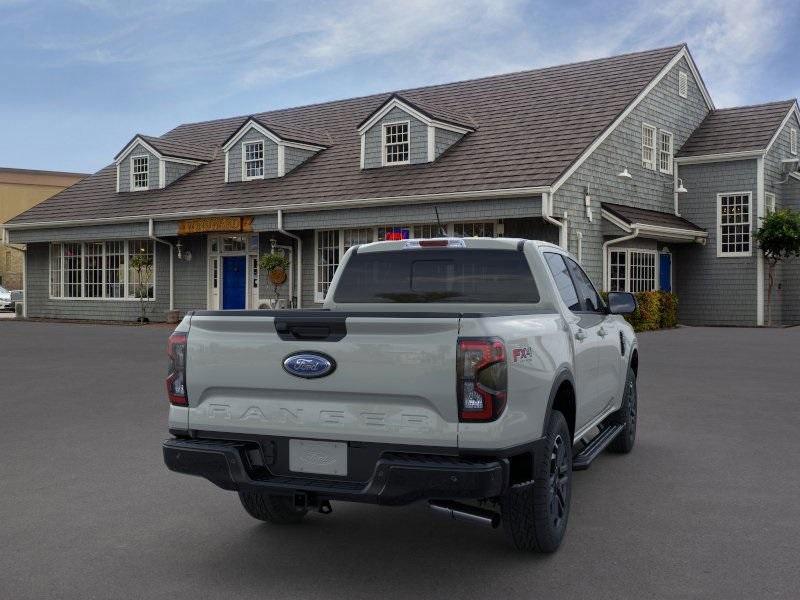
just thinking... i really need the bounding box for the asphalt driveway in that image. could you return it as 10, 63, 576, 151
1, 321, 798, 599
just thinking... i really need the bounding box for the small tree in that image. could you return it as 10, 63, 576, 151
259, 252, 291, 308
130, 251, 153, 323
754, 208, 800, 326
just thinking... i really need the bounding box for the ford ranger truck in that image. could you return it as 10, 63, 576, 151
163, 238, 639, 552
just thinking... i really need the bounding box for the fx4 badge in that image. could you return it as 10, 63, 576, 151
512, 346, 533, 363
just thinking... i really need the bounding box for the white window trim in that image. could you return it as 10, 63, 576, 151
313, 220, 502, 303
606, 248, 659, 292
765, 192, 776, 214
381, 120, 411, 167
642, 123, 657, 171
130, 155, 150, 191
241, 140, 266, 181
790, 127, 797, 155
659, 130, 674, 174
678, 70, 688, 99
716, 191, 753, 258
48, 240, 156, 301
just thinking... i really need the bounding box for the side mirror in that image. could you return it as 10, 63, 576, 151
607, 291, 637, 315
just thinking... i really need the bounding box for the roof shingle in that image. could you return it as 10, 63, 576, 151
677, 100, 796, 157
603, 202, 705, 232
11, 45, 686, 225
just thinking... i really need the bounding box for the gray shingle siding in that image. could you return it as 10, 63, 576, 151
554, 57, 709, 286
282, 197, 541, 230
363, 107, 427, 168
9, 223, 150, 244
284, 146, 317, 174
164, 161, 195, 186
434, 128, 463, 159
118, 142, 159, 192
782, 176, 800, 324
173, 235, 207, 313
227, 128, 279, 182
674, 160, 758, 326
764, 110, 800, 325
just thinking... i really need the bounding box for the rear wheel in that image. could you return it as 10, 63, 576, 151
609, 367, 637, 454
238, 491, 308, 524
501, 410, 572, 552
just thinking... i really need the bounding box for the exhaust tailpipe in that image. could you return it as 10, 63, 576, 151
429, 500, 501, 528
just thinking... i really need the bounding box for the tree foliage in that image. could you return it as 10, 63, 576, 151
754, 209, 800, 326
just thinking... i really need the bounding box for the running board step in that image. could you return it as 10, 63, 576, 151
572, 423, 624, 471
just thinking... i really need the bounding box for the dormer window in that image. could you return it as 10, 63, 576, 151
383, 122, 410, 165
243, 141, 265, 179
131, 156, 149, 190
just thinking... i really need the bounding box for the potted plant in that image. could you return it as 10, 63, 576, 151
754, 208, 800, 325
130, 251, 153, 323
259, 252, 291, 308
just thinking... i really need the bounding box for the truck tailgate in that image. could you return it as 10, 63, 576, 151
185, 313, 460, 447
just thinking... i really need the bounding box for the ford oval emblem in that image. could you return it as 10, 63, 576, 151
282, 352, 336, 379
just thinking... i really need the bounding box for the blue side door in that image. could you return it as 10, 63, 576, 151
659, 253, 672, 292
222, 256, 246, 309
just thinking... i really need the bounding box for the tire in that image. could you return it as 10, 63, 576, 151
238, 491, 308, 524
609, 367, 637, 454
501, 410, 572, 553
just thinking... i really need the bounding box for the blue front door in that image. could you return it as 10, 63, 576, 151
659, 253, 672, 292
222, 256, 246, 309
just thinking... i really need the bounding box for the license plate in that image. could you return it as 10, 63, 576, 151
289, 439, 348, 476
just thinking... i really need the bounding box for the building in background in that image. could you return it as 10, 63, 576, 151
0, 168, 86, 289
4, 45, 800, 325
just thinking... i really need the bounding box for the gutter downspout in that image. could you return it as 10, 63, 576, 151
148, 219, 174, 312
277, 209, 302, 309
542, 192, 566, 248
602, 228, 639, 292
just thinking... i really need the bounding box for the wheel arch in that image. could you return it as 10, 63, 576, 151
545, 368, 577, 441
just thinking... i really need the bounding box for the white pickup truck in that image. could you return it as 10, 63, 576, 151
163, 238, 639, 552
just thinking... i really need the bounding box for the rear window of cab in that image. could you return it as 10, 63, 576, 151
333, 248, 540, 303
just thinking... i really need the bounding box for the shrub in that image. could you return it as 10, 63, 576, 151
601, 290, 678, 332
659, 292, 679, 329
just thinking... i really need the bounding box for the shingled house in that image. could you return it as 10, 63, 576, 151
3, 44, 799, 325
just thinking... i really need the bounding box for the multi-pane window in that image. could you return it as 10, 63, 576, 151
131, 156, 149, 190
84, 242, 104, 298
243, 141, 264, 178
659, 131, 674, 174
413, 224, 443, 238
315, 222, 499, 302
383, 122, 410, 165
608, 249, 657, 292
49, 240, 155, 299
128, 239, 154, 299
718, 193, 752, 256
642, 123, 656, 170
609, 250, 627, 292
343, 228, 373, 249
678, 70, 688, 98
316, 229, 340, 301
765, 192, 776, 215
790, 128, 797, 155
453, 222, 495, 237
628, 251, 657, 292
63, 243, 83, 298
105, 241, 126, 298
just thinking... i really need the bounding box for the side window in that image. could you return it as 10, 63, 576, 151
544, 253, 581, 312
564, 257, 603, 312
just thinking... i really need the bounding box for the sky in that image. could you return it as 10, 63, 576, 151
1, 0, 798, 173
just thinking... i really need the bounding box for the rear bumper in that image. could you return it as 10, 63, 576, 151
163, 437, 541, 506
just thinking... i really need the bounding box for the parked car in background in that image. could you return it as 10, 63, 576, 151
0, 285, 14, 311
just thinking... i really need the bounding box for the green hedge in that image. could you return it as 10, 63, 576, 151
601, 290, 678, 332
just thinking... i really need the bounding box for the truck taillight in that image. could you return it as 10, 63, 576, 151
457, 337, 507, 422
167, 332, 188, 406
